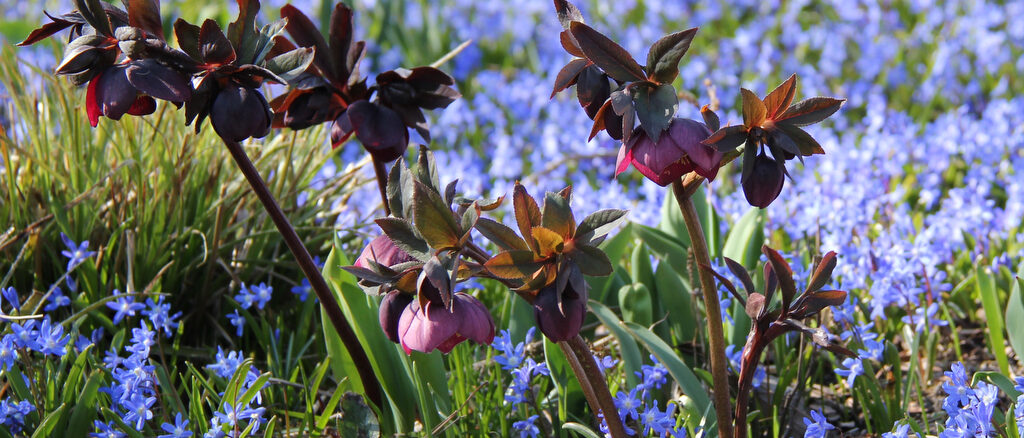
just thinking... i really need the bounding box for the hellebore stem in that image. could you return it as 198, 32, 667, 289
372, 156, 392, 216
734, 334, 768, 438
564, 335, 628, 438
672, 179, 734, 438
223, 139, 383, 410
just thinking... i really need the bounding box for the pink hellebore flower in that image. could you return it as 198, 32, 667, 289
396, 292, 495, 354
615, 118, 721, 186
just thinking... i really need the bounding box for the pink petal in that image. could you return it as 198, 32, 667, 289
397, 300, 458, 355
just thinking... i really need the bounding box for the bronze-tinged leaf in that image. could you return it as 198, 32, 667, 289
702, 263, 744, 304
806, 251, 838, 293
18, 15, 76, 46
280, 4, 331, 75
575, 209, 627, 241
762, 74, 796, 120
199, 19, 236, 65
419, 255, 452, 309
700, 104, 720, 132
531, 226, 565, 258
375, 217, 430, 261
645, 27, 698, 85
745, 292, 765, 319
588, 100, 612, 141
553, 0, 584, 29
485, 250, 543, 280
552, 58, 588, 98
568, 21, 646, 83
341, 266, 396, 285
702, 125, 747, 152
769, 129, 801, 157
573, 244, 613, 276
128, 0, 163, 38
560, 31, 584, 57
776, 97, 845, 126
762, 260, 778, 305
227, 0, 260, 60
415, 145, 441, 193
789, 290, 847, 320
633, 83, 678, 142
762, 245, 797, 318
475, 217, 529, 251
542, 191, 575, 238
386, 157, 414, 219
740, 88, 766, 128
328, 2, 354, 81
513, 183, 542, 250
412, 181, 462, 250
459, 202, 482, 244
724, 257, 756, 295
775, 123, 825, 156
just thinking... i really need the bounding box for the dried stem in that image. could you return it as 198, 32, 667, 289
671, 179, 733, 438
223, 139, 383, 409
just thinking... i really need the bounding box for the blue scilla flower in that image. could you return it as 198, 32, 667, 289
614, 387, 642, 420
60, 232, 97, 270
249, 283, 273, 310
10, 319, 39, 350
89, 420, 126, 437
512, 415, 539, 438
36, 316, 71, 356
858, 339, 885, 362
0, 335, 18, 371
942, 362, 973, 414
639, 400, 676, 436
290, 279, 312, 302
1014, 395, 1023, 438
107, 290, 145, 325
900, 303, 948, 333
158, 412, 193, 438
595, 355, 618, 374
803, 410, 835, 438
143, 297, 181, 338
882, 422, 918, 438
126, 325, 156, 357
228, 310, 245, 337
2, 286, 20, 311
836, 357, 864, 389
635, 354, 668, 391
0, 399, 34, 433
123, 392, 156, 429
44, 286, 71, 312
235, 283, 257, 310
1014, 377, 1024, 393
207, 347, 244, 380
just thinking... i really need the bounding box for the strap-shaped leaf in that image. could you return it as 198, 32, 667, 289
762, 74, 797, 120
574, 244, 613, 277
569, 22, 646, 83
633, 83, 678, 142
575, 209, 627, 241
762, 246, 797, 318
328, 3, 355, 81
542, 191, 575, 238
645, 28, 698, 84
375, 217, 430, 261
740, 88, 766, 128
128, 0, 163, 38
484, 250, 542, 280
412, 181, 462, 249
806, 251, 838, 293
776, 97, 844, 126
280, 4, 331, 75
553, 0, 584, 29
552, 58, 588, 98
701, 263, 745, 304
475, 217, 529, 251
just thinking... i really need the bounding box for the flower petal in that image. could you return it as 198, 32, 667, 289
398, 300, 459, 354
453, 293, 495, 346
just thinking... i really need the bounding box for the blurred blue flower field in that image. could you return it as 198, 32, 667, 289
0, 0, 1022, 437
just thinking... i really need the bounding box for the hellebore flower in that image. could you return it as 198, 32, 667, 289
532, 281, 588, 342
85, 59, 191, 127
354, 235, 417, 269
209, 84, 273, 142
396, 292, 495, 354
378, 290, 414, 343
742, 151, 786, 208
615, 118, 720, 186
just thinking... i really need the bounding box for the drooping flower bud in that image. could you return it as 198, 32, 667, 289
742, 152, 785, 208
210, 84, 273, 142
379, 290, 414, 343
332, 100, 408, 162
532, 281, 588, 342
616, 118, 720, 186
354, 235, 416, 269
396, 292, 495, 354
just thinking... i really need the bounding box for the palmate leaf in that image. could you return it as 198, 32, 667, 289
513, 183, 542, 250
375, 217, 430, 261
387, 157, 414, 219
475, 217, 529, 251
127, 0, 163, 38
74, 0, 113, 36
412, 181, 462, 249
645, 28, 698, 84
227, 0, 261, 63
552, 58, 588, 98
741, 88, 766, 127
542, 190, 575, 238
703, 125, 748, 152
573, 244, 613, 276
531, 226, 565, 258
568, 22, 646, 83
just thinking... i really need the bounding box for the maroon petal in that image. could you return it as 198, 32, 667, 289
398, 300, 459, 355
346, 100, 409, 162
86, 74, 102, 127
667, 118, 720, 179
125, 59, 192, 102
453, 293, 495, 346
614, 142, 632, 176
379, 290, 413, 343
125, 95, 156, 116
355, 235, 416, 269
210, 85, 272, 142
96, 65, 137, 120
533, 283, 588, 342
330, 111, 355, 148
629, 129, 695, 186
742, 153, 786, 208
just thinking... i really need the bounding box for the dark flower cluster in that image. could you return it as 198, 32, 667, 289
20, 0, 459, 162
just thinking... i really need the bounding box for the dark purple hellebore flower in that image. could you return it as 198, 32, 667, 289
379, 290, 414, 343
396, 292, 495, 354
742, 151, 786, 208
85, 59, 191, 127
532, 281, 588, 342
354, 235, 416, 269
615, 118, 721, 186
209, 84, 273, 143
332, 100, 409, 163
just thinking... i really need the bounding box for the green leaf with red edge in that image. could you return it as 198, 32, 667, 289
227, 0, 260, 62
531, 227, 565, 258
762, 246, 797, 317
633, 83, 678, 142
762, 74, 797, 120
542, 190, 575, 238
645, 28, 698, 84
588, 100, 613, 141
575, 209, 627, 241
703, 125, 747, 152
552, 58, 588, 98
484, 250, 543, 280
775, 123, 825, 155
573, 244, 613, 276
553, 0, 584, 29
412, 181, 462, 249
741, 88, 766, 127
776, 97, 844, 126
806, 251, 838, 293
128, 0, 163, 38
174, 19, 201, 59
569, 21, 646, 83
475, 218, 529, 251
513, 183, 542, 250
789, 290, 846, 320
375, 217, 430, 261
74, 0, 113, 36
700, 105, 720, 131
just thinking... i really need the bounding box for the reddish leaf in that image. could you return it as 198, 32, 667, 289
762, 74, 796, 120
173, 18, 201, 59
806, 251, 838, 293
569, 21, 646, 83
790, 290, 846, 320
701, 104, 720, 131
128, 0, 163, 38
724, 257, 756, 295
513, 183, 542, 250
702, 125, 747, 152
199, 19, 236, 65
560, 31, 584, 57
776, 123, 825, 155
762, 245, 797, 318
645, 27, 698, 84
19, 14, 76, 46
588, 100, 611, 140
227, 0, 260, 48
328, 2, 354, 80
280, 4, 331, 75
485, 250, 542, 280
475, 217, 529, 251
703, 263, 743, 304
75, 0, 113, 36
741, 88, 766, 127
552, 58, 588, 98
776, 97, 845, 126
412, 180, 462, 249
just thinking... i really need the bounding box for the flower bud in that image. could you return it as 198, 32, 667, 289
532, 282, 588, 342
379, 290, 414, 343
210, 84, 273, 142
617, 118, 719, 186
354, 235, 416, 269
742, 152, 785, 208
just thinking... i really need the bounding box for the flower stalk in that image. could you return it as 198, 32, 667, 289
222, 138, 383, 409
671, 178, 733, 438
